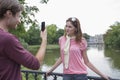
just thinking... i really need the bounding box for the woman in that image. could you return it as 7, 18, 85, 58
46, 17, 109, 80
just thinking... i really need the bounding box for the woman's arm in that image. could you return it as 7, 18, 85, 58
82, 50, 110, 80
46, 57, 62, 75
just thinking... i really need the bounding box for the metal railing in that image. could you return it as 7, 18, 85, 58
21, 70, 120, 80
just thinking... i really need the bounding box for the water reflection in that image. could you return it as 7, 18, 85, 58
104, 48, 120, 69
28, 45, 120, 79
87, 44, 120, 79
88, 44, 104, 51
43, 49, 60, 65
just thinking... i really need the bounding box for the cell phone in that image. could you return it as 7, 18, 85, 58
41, 21, 45, 31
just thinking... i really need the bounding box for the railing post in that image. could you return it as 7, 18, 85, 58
54, 75, 57, 80
34, 73, 37, 80
25, 72, 29, 80
43, 74, 47, 80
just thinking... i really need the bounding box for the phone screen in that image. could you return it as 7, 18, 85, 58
41, 22, 45, 31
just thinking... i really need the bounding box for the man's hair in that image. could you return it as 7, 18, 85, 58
0, 0, 23, 19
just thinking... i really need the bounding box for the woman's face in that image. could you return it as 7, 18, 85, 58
65, 21, 76, 36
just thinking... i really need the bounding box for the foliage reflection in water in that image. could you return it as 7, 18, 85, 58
28, 45, 120, 79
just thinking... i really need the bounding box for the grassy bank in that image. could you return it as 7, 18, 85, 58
28, 44, 59, 49
28, 44, 59, 54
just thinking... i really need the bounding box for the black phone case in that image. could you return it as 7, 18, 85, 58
41, 22, 45, 31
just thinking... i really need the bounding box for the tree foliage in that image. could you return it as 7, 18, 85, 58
9, 0, 90, 45
9, 0, 49, 46
10, 0, 48, 37
83, 33, 90, 41
25, 24, 41, 45
104, 22, 120, 49
47, 24, 63, 44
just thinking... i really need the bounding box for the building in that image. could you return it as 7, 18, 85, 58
88, 34, 104, 44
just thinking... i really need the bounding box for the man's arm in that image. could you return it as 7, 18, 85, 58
35, 29, 47, 65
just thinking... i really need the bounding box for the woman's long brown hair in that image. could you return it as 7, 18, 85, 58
64, 17, 83, 42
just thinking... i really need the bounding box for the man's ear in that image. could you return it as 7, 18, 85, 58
4, 10, 12, 18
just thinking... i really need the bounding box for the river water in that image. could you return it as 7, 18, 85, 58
41, 44, 120, 79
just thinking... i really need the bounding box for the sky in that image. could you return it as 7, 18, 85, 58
26, 0, 120, 36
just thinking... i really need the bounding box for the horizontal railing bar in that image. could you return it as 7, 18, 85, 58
21, 70, 120, 80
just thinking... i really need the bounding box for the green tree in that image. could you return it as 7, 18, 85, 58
104, 21, 120, 49
26, 24, 41, 45
55, 29, 64, 43
83, 33, 90, 42
9, 0, 49, 46
10, 0, 49, 38
47, 24, 57, 44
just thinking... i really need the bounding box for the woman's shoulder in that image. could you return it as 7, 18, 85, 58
81, 37, 86, 40
79, 37, 87, 51
81, 37, 87, 42
59, 35, 66, 40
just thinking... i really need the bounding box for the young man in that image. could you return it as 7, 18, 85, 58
0, 0, 47, 80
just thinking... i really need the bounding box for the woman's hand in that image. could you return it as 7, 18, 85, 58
46, 70, 52, 76
101, 75, 110, 80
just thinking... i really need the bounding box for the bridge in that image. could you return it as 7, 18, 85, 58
21, 70, 120, 80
